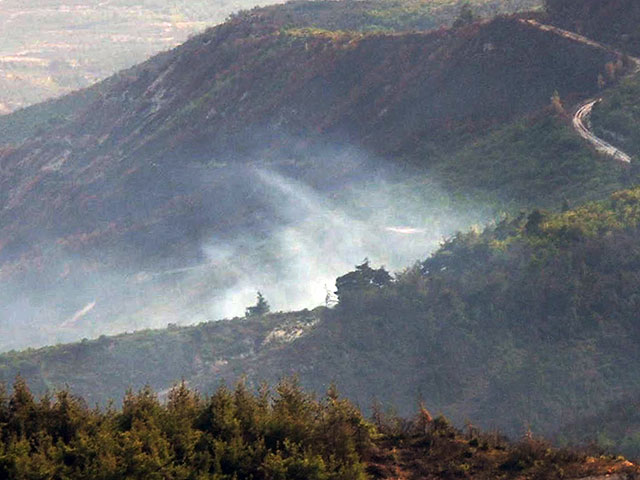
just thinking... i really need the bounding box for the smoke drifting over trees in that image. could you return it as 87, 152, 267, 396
0, 147, 488, 352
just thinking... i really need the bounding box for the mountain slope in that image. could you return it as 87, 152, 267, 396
0, 0, 271, 112
545, 0, 640, 55
591, 74, 640, 162
6, 186, 640, 445
0, 0, 543, 113
2, 0, 640, 450
557, 395, 640, 460
161, 186, 640, 438
0, 309, 322, 405
0, 7, 628, 348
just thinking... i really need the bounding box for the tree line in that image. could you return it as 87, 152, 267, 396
0, 377, 371, 480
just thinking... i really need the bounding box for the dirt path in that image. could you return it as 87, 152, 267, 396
519, 19, 640, 68
573, 99, 631, 163
519, 18, 639, 163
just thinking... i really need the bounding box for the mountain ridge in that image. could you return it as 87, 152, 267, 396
0, 4, 626, 349
3, 0, 640, 463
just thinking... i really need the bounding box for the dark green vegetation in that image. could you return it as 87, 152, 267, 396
545, 0, 640, 55
220, 187, 640, 437
0, 378, 372, 480
557, 395, 640, 461
246, 292, 271, 317
0, 378, 637, 480
7, 187, 640, 445
434, 112, 632, 209
592, 75, 640, 162
4, 0, 640, 465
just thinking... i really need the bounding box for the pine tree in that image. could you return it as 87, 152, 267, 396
245, 291, 270, 317
335, 260, 392, 302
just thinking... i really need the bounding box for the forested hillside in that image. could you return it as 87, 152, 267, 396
0, 310, 323, 405
0, 0, 626, 349
545, 0, 640, 55
204, 187, 640, 437
591, 74, 640, 163
558, 395, 640, 461
4, 0, 640, 466
0, 378, 637, 479
6, 186, 640, 445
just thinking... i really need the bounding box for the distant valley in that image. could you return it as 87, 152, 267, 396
4, 0, 640, 466
1, 1, 577, 350
0, 0, 280, 112
0, 0, 542, 113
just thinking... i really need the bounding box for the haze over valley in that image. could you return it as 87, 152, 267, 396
5, 0, 640, 477
0, 153, 489, 351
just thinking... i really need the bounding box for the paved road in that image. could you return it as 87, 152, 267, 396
573, 99, 631, 163
519, 18, 639, 163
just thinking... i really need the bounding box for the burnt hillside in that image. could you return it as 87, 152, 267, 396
0, 16, 613, 269
545, 0, 640, 55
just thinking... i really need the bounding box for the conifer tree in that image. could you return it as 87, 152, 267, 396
245, 291, 270, 317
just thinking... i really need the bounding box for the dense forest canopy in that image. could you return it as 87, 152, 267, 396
0, 378, 371, 480
6, 186, 640, 456
197, 187, 640, 444
0, 377, 637, 480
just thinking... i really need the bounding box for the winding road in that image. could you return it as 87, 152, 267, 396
573, 99, 631, 163
519, 18, 640, 164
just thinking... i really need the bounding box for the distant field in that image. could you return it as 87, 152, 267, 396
0, 0, 282, 112
0, 0, 541, 113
